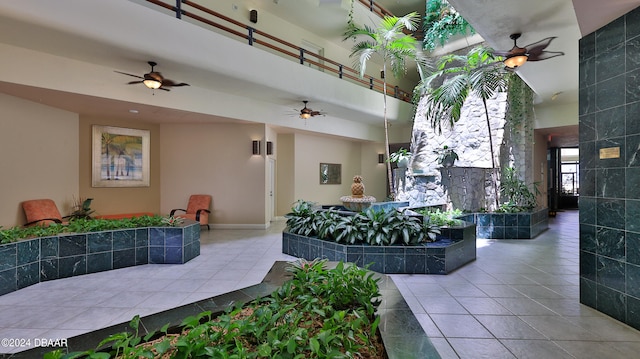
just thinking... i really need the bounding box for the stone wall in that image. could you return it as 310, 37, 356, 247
398, 93, 508, 210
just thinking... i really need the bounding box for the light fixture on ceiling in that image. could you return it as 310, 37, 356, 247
502, 33, 528, 69
143, 77, 162, 89
300, 112, 311, 119
504, 54, 528, 68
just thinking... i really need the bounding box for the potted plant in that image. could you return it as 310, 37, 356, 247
434, 145, 459, 167
388, 148, 412, 168
69, 196, 94, 219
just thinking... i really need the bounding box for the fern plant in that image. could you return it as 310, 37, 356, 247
423, 0, 475, 51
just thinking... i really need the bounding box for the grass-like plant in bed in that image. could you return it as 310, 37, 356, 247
0, 216, 179, 244
45, 259, 385, 359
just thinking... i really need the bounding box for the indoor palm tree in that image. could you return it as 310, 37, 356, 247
344, 11, 430, 199
417, 46, 507, 208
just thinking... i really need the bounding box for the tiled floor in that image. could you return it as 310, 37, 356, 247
1, 210, 640, 358
391, 210, 640, 358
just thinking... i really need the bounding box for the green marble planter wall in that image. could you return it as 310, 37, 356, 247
578, 6, 640, 331
0, 222, 201, 296
458, 207, 549, 239
282, 222, 476, 274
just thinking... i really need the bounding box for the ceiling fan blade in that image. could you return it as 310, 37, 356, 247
525, 37, 556, 56
158, 87, 171, 91
311, 111, 322, 116
162, 79, 190, 87
127, 80, 144, 85
527, 50, 565, 62
115, 71, 144, 79
492, 50, 512, 57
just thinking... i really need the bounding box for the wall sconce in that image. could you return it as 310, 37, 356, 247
267, 141, 273, 155
378, 153, 385, 164
252, 140, 261, 155
249, 9, 258, 23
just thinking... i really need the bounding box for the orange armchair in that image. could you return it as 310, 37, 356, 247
22, 199, 66, 227
170, 195, 211, 230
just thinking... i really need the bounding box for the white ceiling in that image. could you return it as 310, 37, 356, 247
1, 0, 640, 145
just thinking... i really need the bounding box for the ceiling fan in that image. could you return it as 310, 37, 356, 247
493, 33, 564, 69
298, 100, 324, 119
115, 61, 189, 91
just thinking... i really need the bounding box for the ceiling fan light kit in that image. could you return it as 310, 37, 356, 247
495, 33, 564, 69
504, 54, 528, 68
115, 61, 189, 91
298, 100, 322, 119
143, 78, 162, 89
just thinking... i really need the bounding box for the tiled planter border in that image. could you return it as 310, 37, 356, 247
457, 207, 549, 239
12, 262, 440, 359
0, 221, 201, 296
282, 222, 476, 274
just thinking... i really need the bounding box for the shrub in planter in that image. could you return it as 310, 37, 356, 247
45, 259, 385, 359
416, 208, 464, 227
0, 216, 180, 244
285, 200, 440, 246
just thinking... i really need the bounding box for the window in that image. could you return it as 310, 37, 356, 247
560, 148, 579, 195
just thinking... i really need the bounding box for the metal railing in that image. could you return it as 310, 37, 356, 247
143, 0, 412, 102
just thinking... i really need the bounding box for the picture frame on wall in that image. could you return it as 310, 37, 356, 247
92, 125, 150, 187
319, 163, 341, 184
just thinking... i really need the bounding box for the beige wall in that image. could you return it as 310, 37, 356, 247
359, 141, 388, 201
276, 133, 295, 216
0, 93, 79, 227
275, 133, 387, 215
293, 133, 384, 206
160, 123, 266, 227
78, 116, 161, 216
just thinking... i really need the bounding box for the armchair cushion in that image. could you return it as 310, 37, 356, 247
170, 195, 211, 229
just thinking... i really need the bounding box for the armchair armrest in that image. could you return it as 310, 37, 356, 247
24, 218, 62, 227
195, 209, 211, 222
170, 208, 187, 217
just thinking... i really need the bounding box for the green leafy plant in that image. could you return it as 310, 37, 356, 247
417, 46, 508, 209
417, 208, 463, 227
334, 213, 366, 244
69, 197, 95, 220
344, 11, 430, 199
0, 215, 178, 244
284, 200, 320, 237
286, 202, 441, 246
498, 167, 539, 212
47, 259, 385, 358
387, 148, 412, 164
423, 0, 475, 51
433, 145, 459, 167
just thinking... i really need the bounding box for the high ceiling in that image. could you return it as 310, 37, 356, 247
1, 0, 640, 143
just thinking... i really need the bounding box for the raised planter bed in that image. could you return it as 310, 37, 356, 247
283, 222, 476, 274
13, 261, 439, 359
457, 207, 548, 239
0, 221, 201, 296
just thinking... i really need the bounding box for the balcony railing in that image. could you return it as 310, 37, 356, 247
143, 0, 413, 103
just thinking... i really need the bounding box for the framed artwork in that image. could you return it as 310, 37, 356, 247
319, 163, 341, 184
92, 125, 150, 187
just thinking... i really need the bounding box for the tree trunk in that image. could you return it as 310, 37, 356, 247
382, 63, 394, 200
482, 97, 500, 209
